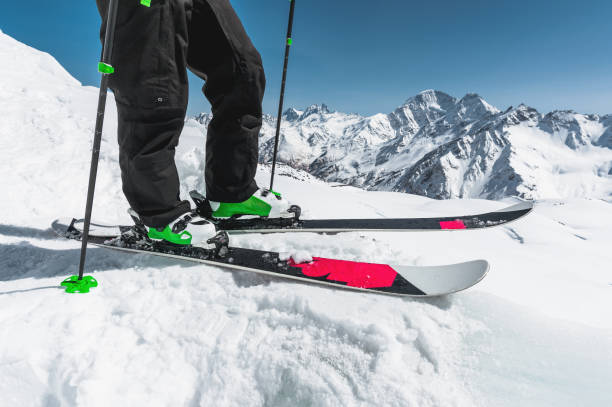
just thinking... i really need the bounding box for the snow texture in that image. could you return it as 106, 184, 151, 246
1, 31, 611, 407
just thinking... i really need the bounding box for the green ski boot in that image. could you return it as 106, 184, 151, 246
189, 189, 296, 219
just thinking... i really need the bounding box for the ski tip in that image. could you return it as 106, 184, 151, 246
496, 200, 534, 214
392, 259, 489, 297
469, 259, 490, 276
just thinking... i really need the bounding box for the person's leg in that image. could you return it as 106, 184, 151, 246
187, 0, 266, 203
95, 0, 191, 228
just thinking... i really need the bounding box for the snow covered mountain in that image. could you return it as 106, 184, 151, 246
194, 91, 612, 200
1, 31, 611, 406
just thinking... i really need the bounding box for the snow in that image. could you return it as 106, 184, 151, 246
507, 122, 612, 199
1, 31, 611, 406
278, 250, 313, 264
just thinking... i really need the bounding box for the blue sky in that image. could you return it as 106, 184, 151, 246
2, 0, 612, 117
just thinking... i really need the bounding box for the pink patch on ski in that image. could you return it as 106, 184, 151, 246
439, 219, 466, 229
289, 257, 397, 289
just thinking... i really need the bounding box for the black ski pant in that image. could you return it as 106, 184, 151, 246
96, 0, 265, 228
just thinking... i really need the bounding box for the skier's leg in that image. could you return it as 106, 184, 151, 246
95, 0, 191, 228
187, 0, 266, 203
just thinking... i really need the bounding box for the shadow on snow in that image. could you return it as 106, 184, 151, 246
0, 224, 454, 307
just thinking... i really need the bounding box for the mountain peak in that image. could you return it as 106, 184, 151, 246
401, 90, 457, 113
282, 107, 303, 121
281, 104, 332, 122
410, 89, 453, 103
457, 93, 500, 115
300, 104, 332, 119
459, 93, 485, 103
417, 89, 438, 97
305, 103, 331, 114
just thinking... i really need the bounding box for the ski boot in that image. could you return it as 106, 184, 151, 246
108, 208, 228, 250
189, 189, 301, 231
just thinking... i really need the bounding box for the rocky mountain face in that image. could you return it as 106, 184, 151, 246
192, 90, 612, 200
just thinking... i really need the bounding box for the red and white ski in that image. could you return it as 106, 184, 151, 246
52, 219, 489, 297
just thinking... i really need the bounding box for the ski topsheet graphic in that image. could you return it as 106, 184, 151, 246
66, 200, 533, 236
52, 219, 489, 297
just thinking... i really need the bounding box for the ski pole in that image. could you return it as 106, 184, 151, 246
269, 0, 296, 192
61, 0, 122, 293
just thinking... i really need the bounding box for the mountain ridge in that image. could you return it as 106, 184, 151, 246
193, 90, 612, 200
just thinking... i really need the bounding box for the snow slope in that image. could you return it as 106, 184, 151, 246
1, 30, 611, 406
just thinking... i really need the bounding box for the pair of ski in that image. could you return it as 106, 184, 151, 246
53, 200, 533, 297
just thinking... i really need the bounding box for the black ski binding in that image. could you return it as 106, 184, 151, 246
189, 190, 213, 218
207, 231, 230, 258
103, 208, 153, 248
66, 219, 83, 240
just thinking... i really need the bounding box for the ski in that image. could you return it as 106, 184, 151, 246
68, 200, 533, 236
52, 219, 489, 297
201, 200, 534, 234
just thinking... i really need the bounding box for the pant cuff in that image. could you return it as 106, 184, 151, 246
139, 200, 192, 228
205, 180, 258, 203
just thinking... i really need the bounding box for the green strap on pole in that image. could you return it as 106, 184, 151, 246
287, 38, 293, 46
98, 62, 114, 74
141, 0, 151, 7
